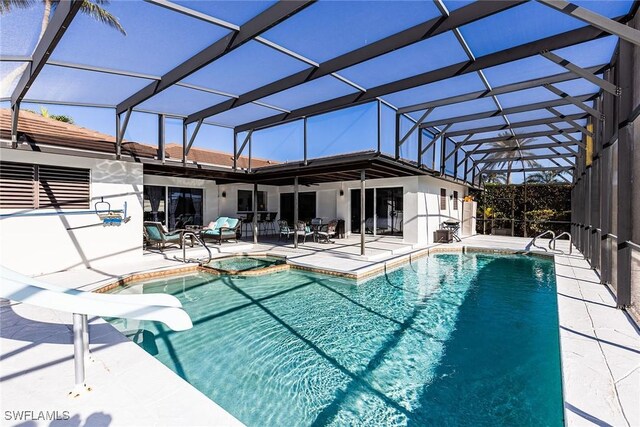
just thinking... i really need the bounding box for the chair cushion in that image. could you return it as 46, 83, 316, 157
207, 221, 217, 229
145, 224, 162, 241
227, 218, 239, 228
215, 217, 228, 229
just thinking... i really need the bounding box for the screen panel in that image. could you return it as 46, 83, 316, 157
174, 1, 277, 26
51, 1, 231, 75
181, 40, 310, 96
338, 31, 469, 89
24, 65, 153, 105
257, 75, 358, 111
137, 85, 231, 116
261, 0, 442, 63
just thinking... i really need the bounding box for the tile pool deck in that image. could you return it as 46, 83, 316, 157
0, 235, 637, 426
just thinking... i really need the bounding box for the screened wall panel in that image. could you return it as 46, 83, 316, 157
306, 103, 377, 159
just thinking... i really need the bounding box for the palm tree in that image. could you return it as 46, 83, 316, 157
526, 170, 562, 184
1, 0, 125, 89
482, 172, 508, 184
482, 132, 541, 184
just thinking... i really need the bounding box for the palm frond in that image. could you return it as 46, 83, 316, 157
80, 0, 126, 35
0, 0, 36, 14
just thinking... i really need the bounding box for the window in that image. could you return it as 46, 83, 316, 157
453, 191, 459, 210
237, 190, 267, 212
0, 161, 90, 209
440, 188, 447, 210
280, 192, 316, 224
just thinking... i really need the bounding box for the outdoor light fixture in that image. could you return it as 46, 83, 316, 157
340, 189, 344, 196
222, 191, 226, 198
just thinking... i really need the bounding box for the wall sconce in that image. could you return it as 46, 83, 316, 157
449, 194, 453, 200
221, 191, 227, 198
339, 189, 344, 197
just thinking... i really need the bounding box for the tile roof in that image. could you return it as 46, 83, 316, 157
164, 143, 275, 168
0, 109, 276, 168
0, 108, 157, 158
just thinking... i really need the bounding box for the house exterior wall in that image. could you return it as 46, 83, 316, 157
0, 148, 144, 276
218, 175, 472, 244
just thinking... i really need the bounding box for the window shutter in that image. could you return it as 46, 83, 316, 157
38, 165, 90, 209
0, 162, 36, 209
440, 188, 446, 210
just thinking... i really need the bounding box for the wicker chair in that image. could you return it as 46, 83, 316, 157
317, 220, 338, 244
143, 222, 183, 251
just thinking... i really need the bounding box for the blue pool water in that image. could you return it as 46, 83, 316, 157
108, 253, 562, 426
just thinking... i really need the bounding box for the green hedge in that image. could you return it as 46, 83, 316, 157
471, 184, 571, 237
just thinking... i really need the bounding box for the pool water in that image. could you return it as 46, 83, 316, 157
205, 255, 285, 272
108, 253, 563, 426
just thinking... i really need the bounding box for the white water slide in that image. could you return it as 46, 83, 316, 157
0, 265, 192, 393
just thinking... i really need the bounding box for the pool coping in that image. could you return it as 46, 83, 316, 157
91, 242, 637, 427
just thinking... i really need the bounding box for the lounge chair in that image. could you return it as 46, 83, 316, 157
317, 220, 338, 243
201, 217, 242, 244
296, 221, 314, 243
143, 222, 183, 251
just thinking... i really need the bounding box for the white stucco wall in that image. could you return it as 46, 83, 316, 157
0, 148, 144, 276
217, 175, 471, 245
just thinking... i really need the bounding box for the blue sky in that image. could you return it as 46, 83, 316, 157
1, 0, 631, 182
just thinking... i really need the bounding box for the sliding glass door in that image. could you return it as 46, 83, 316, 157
350, 189, 374, 234
351, 187, 403, 236
376, 187, 403, 236
143, 186, 166, 225
168, 187, 203, 230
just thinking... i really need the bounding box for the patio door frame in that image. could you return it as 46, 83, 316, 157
350, 186, 403, 237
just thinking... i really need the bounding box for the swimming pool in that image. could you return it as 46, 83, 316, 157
107, 253, 562, 426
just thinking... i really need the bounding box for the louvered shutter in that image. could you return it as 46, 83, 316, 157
0, 162, 36, 209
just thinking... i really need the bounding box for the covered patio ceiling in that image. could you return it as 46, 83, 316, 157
143, 150, 433, 186
2, 0, 639, 183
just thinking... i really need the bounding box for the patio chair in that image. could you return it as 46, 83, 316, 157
201, 217, 242, 245
278, 220, 294, 241
143, 222, 183, 251
317, 220, 338, 244
296, 221, 314, 244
